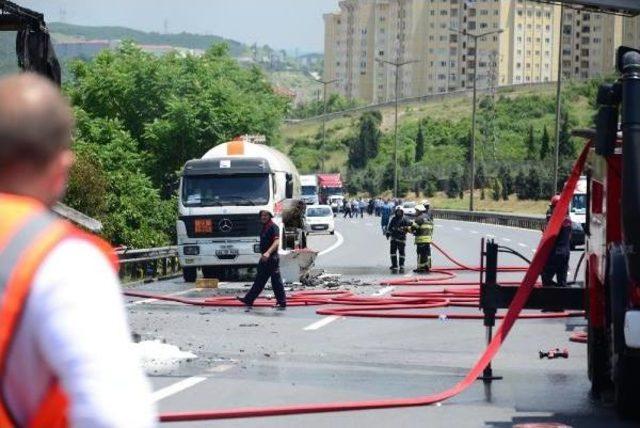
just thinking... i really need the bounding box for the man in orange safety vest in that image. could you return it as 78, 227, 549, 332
0, 73, 155, 427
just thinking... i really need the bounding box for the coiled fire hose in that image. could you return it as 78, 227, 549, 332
126, 142, 590, 423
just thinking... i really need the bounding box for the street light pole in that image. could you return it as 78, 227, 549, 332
313, 78, 338, 172
450, 27, 503, 212
553, 4, 565, 195
376, 58, 417, 198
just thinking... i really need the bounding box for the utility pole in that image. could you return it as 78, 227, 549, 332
375, 57, 417, 198
312, 77, 338, 172
450, 27, 503, 212
553, 4, 565, 195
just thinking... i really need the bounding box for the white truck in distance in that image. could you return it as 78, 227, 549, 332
177, 135, 308, 282
300, 175, 319, 205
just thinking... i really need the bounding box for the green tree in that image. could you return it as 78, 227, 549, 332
539, 125, 551, 160
498, 165, 513, 200
491, 178, 502, 202
515, 170, 528, 200
447, 170, 460, 198
415, 124, 425, 162
348, 111, 382, 169
559, 111, 575, 159
525, 125, 536, 161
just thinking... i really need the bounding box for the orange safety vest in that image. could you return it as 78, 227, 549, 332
0, 194, 117, 427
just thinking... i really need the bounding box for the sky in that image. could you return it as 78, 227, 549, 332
20, 0, 339, 53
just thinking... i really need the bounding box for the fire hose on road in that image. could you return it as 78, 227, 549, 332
126, 142, 591, 423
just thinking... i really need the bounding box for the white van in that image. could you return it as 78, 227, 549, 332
569, 175, 587, 249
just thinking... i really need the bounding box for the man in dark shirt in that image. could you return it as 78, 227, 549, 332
542, 195, 572, 287
386, 206, 413, 272
237, 209, 286, 309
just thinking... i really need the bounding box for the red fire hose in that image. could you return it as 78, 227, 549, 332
135, 143, 591, 423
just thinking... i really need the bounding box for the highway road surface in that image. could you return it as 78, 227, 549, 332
125, 216, 635, 428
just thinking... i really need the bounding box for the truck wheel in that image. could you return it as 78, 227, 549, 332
182, 267, 197, 283
615, 349, 640, 419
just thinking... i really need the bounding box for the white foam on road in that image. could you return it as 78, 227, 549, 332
318, 231, 344, 256
133, 340, 197, 373
373, 286, 396, 296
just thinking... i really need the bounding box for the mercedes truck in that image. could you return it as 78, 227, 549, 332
177, 135, 309, 282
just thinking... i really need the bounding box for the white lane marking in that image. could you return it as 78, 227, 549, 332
304, 315, 341, 331
304, 286, 395, 331
318, 231, 344, 257
127, 288, 198, 307
152, 376, 206, 402
502, 238, 512, 242
373, 286, 396, 296
518, 243, 528, 248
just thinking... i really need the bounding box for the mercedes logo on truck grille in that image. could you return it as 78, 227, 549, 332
218, 218, 233, 233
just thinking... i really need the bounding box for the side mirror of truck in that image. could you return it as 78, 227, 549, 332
285, 174, 294, 199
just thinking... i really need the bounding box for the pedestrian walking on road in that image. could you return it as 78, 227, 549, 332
237, 209, 287, 309
0, 73, 155, 427
343, 199, 351, 218
358, 198, 366, 218
411, 203, 434, 273
380, 199, 393, 233
541, 195, 572, 287
386, 206, 413, 272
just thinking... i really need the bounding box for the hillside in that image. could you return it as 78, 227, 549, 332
49, 22, 246, 56
277, 78, 603, 205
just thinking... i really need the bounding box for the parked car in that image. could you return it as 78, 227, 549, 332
401, 201, 417, 218
305, 205, 335, 235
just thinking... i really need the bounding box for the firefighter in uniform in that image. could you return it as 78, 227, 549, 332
412, 203, 434, 273
386, 206, 413, 272
542, 194, 572, 287
0, 74, 155, 426
237, 209, 287, 309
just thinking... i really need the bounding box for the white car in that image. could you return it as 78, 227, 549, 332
305, 205, 335, 235
401, 201, 417, 218
328, 195, 345, 213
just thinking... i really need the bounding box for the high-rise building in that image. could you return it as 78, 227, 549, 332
623, 15, 640, 53
324, 0, 623, 104
560, 8, 621, 80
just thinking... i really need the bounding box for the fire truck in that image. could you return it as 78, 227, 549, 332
562, 0, 640, 418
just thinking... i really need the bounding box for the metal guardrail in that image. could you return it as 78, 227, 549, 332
116, 246, 180, 283
284, 81, 556, 125
115, 210, 544, 283
432, 209, 546, 231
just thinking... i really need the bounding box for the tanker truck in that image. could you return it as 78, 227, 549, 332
176, 135, 314, 282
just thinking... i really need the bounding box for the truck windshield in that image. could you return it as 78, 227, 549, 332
182, 174, 270, 207
324, 187, 343, 196
571, 194, 587, 213
302, 186, 317, 196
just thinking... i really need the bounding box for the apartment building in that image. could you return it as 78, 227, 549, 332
324, 0, 623, 103
623, 15, 640, 52
560, 8, 621, 79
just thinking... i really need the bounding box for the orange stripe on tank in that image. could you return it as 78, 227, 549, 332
227, 140, 244, 156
